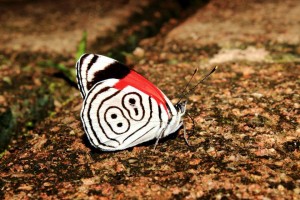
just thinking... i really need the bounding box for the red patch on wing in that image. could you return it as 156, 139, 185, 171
114, 70, 168, 113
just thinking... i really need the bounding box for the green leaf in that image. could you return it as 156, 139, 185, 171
76, 31, 87, 60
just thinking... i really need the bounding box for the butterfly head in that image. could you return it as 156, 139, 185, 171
174, 100, 187, 116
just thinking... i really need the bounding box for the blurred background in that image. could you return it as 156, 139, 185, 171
0, 0, 207, 59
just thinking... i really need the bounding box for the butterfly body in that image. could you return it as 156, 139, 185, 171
76, 54, 186, 151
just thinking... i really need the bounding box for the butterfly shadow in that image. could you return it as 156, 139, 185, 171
82, 131, 181, 153
82, 134, 135, 154
137, 131, 180, 148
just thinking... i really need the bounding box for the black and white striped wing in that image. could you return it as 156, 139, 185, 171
76, 54, 129, 99
81, 79, 170, 151
76, 53, 186, 151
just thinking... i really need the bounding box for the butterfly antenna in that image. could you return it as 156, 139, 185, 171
176, 68, 198, 105
180, 66, 217, 101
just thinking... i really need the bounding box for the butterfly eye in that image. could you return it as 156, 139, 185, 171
174, 101, 187, 114
111, 114, 117, 119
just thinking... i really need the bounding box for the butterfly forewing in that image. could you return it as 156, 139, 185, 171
76, 54, 130, 99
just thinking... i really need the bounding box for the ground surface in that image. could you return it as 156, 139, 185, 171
0, 0, 299, 199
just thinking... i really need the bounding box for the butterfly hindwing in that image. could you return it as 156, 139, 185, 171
81, 79, 169, 150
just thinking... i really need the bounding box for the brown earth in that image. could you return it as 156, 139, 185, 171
0, 0, 299, 199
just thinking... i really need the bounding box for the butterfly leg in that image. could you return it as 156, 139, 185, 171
183, 122, 191, 146
153, 128, 166, 150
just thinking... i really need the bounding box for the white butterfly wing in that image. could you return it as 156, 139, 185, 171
81, 79, 170, 151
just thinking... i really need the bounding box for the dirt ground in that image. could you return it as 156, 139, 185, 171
0, 0, 299, 199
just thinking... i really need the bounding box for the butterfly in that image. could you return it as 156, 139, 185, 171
76, 53, 187, 151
